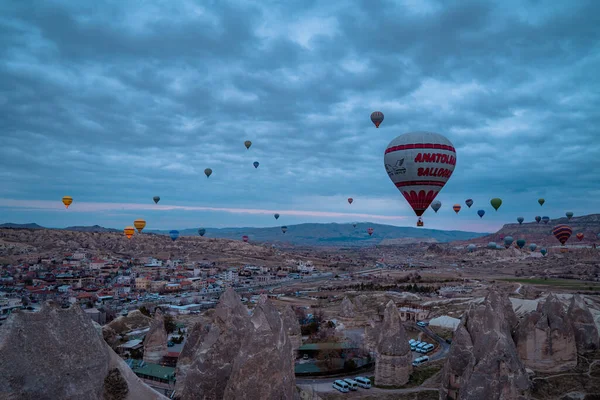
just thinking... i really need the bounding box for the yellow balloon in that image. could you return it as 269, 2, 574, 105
124, 226, 135, 239
62, 196, 73, 209
134, 219, 146, 233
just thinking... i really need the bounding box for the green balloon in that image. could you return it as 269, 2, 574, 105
490, 198, 502, 211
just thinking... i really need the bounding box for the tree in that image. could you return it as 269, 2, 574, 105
138, 306, 151, 317
164, 314, 176, 334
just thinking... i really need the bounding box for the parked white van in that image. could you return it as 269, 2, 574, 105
354, 376, 371, 389
422, 343, 435, 353
412, 355, 430, 366
343, 378, 358, 391
416, 342, 428, 352
333, 380, 350, 393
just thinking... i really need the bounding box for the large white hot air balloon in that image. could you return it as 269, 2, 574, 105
384, 131, 457, 226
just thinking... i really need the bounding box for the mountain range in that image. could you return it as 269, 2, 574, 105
0, 222, 488, 247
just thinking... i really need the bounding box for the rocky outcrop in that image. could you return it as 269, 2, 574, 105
143, 308, 168, 364
440, 290, 530, 400
375, 300, 412, 387
567, 295, 599, 353
225, 296, 295, 399
340, 296, 355, 318
281, 305, 302, 360
0, 302, 166, 400
354, 294, 367, 310
174, 288, 295, 400
515, 293, 577, 373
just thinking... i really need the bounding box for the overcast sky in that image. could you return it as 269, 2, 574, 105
1, 0, 599, 232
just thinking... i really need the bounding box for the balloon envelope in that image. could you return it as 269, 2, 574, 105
452, 204, 461, 214
487, 242, 497, 249
133, 219, 146, 233
153, 196, 160, 204
517, 217, 524, 224
566, 211, 573, 220
274, 213, 280, 220
538, 198, 545, 206
244, 140, 252, 149
529, 243, 537, 251
477, 209, 485, 218
367, 227, 374, 236
542, 216, 550, 224
384, 131, 457, 225
504, 236, 514, 248
348, 198, 353, 204
490, 198, 502, 211
124, 226, 135, 239
370, 111, 384, 128
198, 228, 206, 237
540, 248, 547, 256
465, 199, 473, 208
62, 196, 73, 209
552, 224, 572, 245
535, 216, 541, 223
516, 239, 526, 249
253, 161, 259, 168
467, 244, 476, 252
242, 235, 249, 242
204, 168, 212, 178
352, 223, 357, 228
281, 226, 287, 234
431, 200, 441, 213
169, 230, 179, 241
576, 233, 584, 241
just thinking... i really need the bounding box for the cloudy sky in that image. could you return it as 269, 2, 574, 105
1, 0, 599, 233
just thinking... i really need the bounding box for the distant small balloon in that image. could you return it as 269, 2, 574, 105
253, 161, 259, 168
467, 244, 476, 252
370, 111, 384, 128
242, 235, 249, 243
281, 226, 287, 234
124, 226, 135, 239
576, 233, 584, 241
542, 216, 550, 224
538, 198, 545, 206
517, 217, 524, 225
204, 168, 212, 178
153, 196, 160, 204
477, 209, 485, 218
504, 236, 514, 249
348, 198, 353, 204
431, 200, 441, 213
465, 199, 473, 208
62, 196, 73, 209
490, 198, 502, 211
133, 219, 146, 233
274, 213, 280, 220
566, 211, 574, 220
244, 140, 252, 149
198, 228, 206, 237
367, 227, 374, 236
552, 224, 572, 245
169, 230, 179, 241
516, 238, 526, 249
540, 248, 547, 256
529, 243, 537, 252
453, 204, 461, 214
535, 216, 541, 223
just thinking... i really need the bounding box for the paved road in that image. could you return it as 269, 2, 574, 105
297, 380, 439, 396
414, 324, 451, 361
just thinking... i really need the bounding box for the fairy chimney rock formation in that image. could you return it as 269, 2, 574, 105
567, 294, 599, 353
340, 296, 355, 318
440, 290, 530, 400
143, 308, 168, 364
174, 287, 295, 400
515, 293, 578, 373
375, 300, 413, 387
281, 305, 302, 359
0, 302, 167, 400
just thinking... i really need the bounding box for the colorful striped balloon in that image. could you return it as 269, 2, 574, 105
552, 224, 572, 245
453, 204, 461, 214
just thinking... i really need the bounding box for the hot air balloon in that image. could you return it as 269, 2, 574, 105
204, 168, 212, 178
274, 213, 280, 220
370, 111, 384, 128
431, 200, 441, 213
465, 199, 473, 208
134, 219, 146, 233
576, 233, 584, 241
62, 196, 73, 209
453, 204, 461, 214
153, 196, 160, 204
467, 244, 476, 252
198, 228, 206, 237
542, 216, 550, 224
566, 211, 573, 220
352, 223, 357, 228
517, 217, 524, 225
124, 226, 135, 239
242, 235, 249, 243
367, 227, 374, 236
516, 239, 526, 249
384, 132, 457, 226
253, 161, 259, 169
348, 198, 353, 204
504, 236, 514, 248
281, 226, 287, 234
529, 243, 537, 252
490, 198, 502, 211
244, 140, 252, 149
488, 242, 497, 249
535, 216, 541, 223
540, 248, 547, 256
552, 224, 572, 245
169, 230, 179, 241
538, 198, 545, 206
477, 209, 485, 218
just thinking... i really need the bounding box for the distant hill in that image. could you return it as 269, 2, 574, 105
460, 214, 600, 246
0, 221, 487, 247
145, 222, 488, 247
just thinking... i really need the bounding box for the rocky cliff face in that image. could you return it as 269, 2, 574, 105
515, 293, 578, 373
281, 305, 302, 360
440, 290, 530, 400
567, 295, 599, 353
375, 300, 412, 387
174, 288, 295, 400
0, 302, 166, 400
143, 308, 168, 364
339, 296, 355, 318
